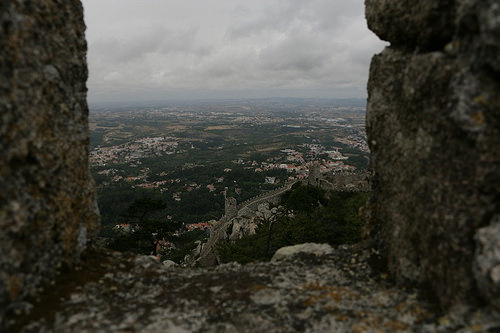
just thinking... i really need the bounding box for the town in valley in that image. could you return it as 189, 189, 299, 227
89, 98, 369, 262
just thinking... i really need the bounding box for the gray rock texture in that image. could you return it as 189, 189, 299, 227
195, 203, 285, 267
271, 243, 333, 262
366, 0, 500, 310
0, 0, 99, 322
474, 216, 500, 310
8, 245, 500, 332
365, 0, 456, 50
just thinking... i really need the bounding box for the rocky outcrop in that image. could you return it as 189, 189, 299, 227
0, 0, 99, 322
271, 243, 334, 262
229, 203, 282, 241
366, 0, 500, 310
196, 202, 285, 267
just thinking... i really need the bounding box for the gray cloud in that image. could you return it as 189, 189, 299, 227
92, 27, 210, 64
82, 0, 385, 103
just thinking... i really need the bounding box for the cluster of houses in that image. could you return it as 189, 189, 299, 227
335, 135, 369, 153
185, 222, 213, 231
232, 145, 356, 180
97, 141, 359, 200
90, 136, 179, 166
109, 142, 364, 260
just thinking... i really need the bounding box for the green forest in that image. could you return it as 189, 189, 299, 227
101, 183, 370, 265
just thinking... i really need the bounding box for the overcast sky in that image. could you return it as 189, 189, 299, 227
82, 0, 385, 103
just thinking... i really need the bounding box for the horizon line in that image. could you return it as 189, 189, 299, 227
88, 96, 367, 108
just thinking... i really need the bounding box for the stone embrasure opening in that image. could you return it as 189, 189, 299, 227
1, 0, 499, 331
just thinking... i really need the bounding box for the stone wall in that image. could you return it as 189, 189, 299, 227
224, 197, 238, 220
321, 171, 371, 192
365, 0, 500, 310
0, 0, 99, 316
307, 161, 322, 186
1, 0, 498, 326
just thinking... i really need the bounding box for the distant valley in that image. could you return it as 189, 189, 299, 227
89, 99, 369, 263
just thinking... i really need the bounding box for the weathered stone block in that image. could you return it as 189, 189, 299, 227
365, 0, 456, 50
0, 0, 99, 317
366, 0, 500, 310
474, 216, 500, 310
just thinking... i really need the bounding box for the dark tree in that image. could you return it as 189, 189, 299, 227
126, 198, 166, 222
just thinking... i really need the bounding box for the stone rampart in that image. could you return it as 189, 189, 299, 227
366, 0, 500, 310
0, 0, 99, 321
1, 0, 499, 328
237, 181, 296, 211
